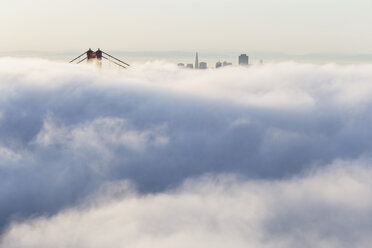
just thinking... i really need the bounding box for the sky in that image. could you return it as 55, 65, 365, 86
1, 0, 372, 54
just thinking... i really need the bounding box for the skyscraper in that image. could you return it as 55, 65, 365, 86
239, 54, 249, 65
195, 52, 199, 69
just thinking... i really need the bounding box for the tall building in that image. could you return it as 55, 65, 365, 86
195, 52, 199, 69
239, 54, 249, 65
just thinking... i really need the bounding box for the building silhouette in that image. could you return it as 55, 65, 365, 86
178, 63, 185, 67
239, 54, 249, 65
216, 61, 232, 68
223, 61, 232, 66
199, 62, 207, 69
195, 52, 199, 69
186, 64, 194, 69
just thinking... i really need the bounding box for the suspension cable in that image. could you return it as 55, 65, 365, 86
102, 56, 127, 69
102, 52, 130, 66
77, 57, 87, 64
69, 51, 88, 63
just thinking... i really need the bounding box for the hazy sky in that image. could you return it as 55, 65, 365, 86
1, 0, 372, 53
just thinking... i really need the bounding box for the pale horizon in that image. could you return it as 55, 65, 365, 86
2, 49, 372, 65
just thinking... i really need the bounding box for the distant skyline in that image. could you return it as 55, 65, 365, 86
1, 0, 372, 54
2, 50, 372, 65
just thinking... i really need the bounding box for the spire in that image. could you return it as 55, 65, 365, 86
195, 52, 199, 69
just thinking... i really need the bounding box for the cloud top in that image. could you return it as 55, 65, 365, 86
0, 58, 372, 246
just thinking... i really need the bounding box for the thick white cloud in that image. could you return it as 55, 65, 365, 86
2, 161, 372, 248
0, 58, 372, 246
35, 116, 168, 151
